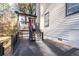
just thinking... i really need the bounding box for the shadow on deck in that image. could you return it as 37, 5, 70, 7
43, 40, 79, 56
13, 39, 43, 56
12, 38, 79, 56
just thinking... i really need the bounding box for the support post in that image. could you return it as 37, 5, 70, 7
42, 32, 44, 40
0, 42, 4, 56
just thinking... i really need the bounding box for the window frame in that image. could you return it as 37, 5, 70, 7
44, 12, 49, 27
66, 3, 79, 16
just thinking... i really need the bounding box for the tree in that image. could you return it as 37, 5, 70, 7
0, 3, 17, 36
17, 3, 28, 13
16, 3, 36, 15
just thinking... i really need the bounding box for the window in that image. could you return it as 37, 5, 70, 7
19, 15, 25, 24
66, 3, 79, 16
44, 12, 49, 27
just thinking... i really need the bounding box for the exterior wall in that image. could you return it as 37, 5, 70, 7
36, 3, 40, 28
40, 4, 45, 32
40, 3, 79, 48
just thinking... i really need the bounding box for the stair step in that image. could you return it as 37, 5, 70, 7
19, 30, 29, 32
19, 35, 29, 36
21, 32, 29, 34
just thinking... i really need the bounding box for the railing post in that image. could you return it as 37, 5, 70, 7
0, 42, 4, 56
42, 32, 44, 40
11, 34, 14, 53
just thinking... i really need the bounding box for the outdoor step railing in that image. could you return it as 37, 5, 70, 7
35, 23, 44, 40
11, 32, 19, 53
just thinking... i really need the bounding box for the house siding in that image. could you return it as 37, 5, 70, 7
39, 3, 79, 48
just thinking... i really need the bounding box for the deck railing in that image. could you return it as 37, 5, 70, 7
35, 23, 44, 40
11, 32, 19, 53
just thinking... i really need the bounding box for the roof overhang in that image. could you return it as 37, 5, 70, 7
15, 11, 37, 19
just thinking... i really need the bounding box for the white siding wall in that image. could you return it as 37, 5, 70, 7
40, 3, 79, 48
36, 3, 40, 25
40, 4, 45, 32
